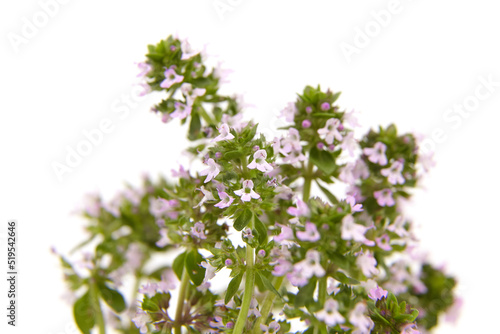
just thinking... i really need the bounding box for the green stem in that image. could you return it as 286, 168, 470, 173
318, 275, 327, 305
252, 276, 284, 334
174, 267, 190, 334
198, 107, 214, 126
233, 244, 255, 334
90, 279, 106, 334
303, 162, 314, 200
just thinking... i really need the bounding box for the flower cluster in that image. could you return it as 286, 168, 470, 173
58, 36, 460, 334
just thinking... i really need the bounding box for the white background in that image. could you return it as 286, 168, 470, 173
1, 0, 499, 333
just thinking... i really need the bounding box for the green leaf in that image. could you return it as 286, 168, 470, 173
225, 272, 244, 304
311, 113, 335, 118
73, 291, 95, 334
224, 150, 244, 160
233, 208, 253, 231
253, 215, 267, 245
142, 296, 160, 313
256, 271, 281, 299
330, 92, 341, 104
185, 250, 206, 286
173, 252, 186, 280
294, 277, 317, 308
316, 181, 339, 204
98, 284, 126, 313
332, 271, 360, 285
309, 147, 335, 174
188, 112, 201, 140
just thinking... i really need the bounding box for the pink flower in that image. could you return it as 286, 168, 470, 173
387, 216, 409, 237
132, 310, 151, 334
156, 229, 170, 247
316, 299, 345, 327
247, 149, 273, 172
157, 270, 177, 293
194, 186, 216, 208
180, 39, 199, 60
346, 195, 363, 213
368, 286, 388, 300
170, 101, 192, 120
381, 160, 405, 184
374, 189, 395, 207
318, 118, 343, 144
363, 142, 387, 165
400, 323, 421, 334
341, 132, 358, 157
356, 251, 379, 277
199, 158, 221, 183
160, 67, 184, 89
212, 123, 235, 142
296, 222, 320, 242
191, 222, 207, 240
273, 224, 295, 247
344, 109, 361, 128
180, 83, 206, 104
234, 180, 260, 202
349, 303, 375, 334
260, 321, 280, 334
341, 215, 374, 246
214, 191, 234, 208
139, 282, 158, 297
280, 102, 297, 122
375, 234, 392, 251
287, 198, 310, 224
136, 62, 152, 77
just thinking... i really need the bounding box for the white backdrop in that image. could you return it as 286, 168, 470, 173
1, 0, 499, 333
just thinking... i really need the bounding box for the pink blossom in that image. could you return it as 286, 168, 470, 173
356, 251, 379, 277
194, 186, 216, 208
344, 109, 361, 128
214, 191, 234, 208
296, 222, 320, 242
149, 198, 179, 219
260, 321, 280, 334
341, 215, 374, 246
381, 160, 405, 184
280, 102, 297, 122
387, 216, 409, 237
375, 234, 392, 251
157, 270, 177, 293
346, 195, 363, 213
287, 199, 310, 224
363, 142, 388, 165
180, 83, 206, 104
160, 67, 184, 89
273, 224, 295, 247
199, 158, 221, 183
349, 303, 375, 334
136, 62, 152, 77
170, 101, 192, 120
180, 39, 199, 60
132, 310, 151, 334
212, 123, 235, 142
156, 229, 170, 247
341, 132, 358, 157
191, 222, 207, 240
234, 179, 260, 202
400, 323, 421, 334
318, 118, 343, 144
271, 258, 293, 276
139, 282, 158, 297
247, 149, 273, 172
374, 188, 395, 207
316, 299, 345, 327
368, 286, 388, 300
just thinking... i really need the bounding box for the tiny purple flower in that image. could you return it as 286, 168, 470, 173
199, 158, 221, 183
160, 67, 184, 89
296, 222, 320, 242
318, 118, 343, 144
234, 180, 260, 202
374, 188, 395, 207
368, 286, 388, 300
247, 149, 273, 172
363, 142, 388, 166
214, 191, 234, 209
191, 222, 207, 240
